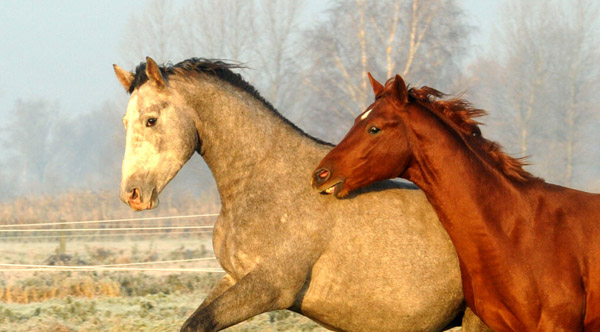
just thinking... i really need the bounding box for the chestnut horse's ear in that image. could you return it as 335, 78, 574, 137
145, 56, 166, 88
368, 72, 384, 97
113, 64, 134, 92
385, 74, 408, 105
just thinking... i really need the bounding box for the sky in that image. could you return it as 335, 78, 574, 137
0, 0, 499, 124
459, 0, 501, 55
0, 1, 141, 120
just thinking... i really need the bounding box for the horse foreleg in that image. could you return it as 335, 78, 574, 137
186, 274, 235, 316
180, 268, 302, 332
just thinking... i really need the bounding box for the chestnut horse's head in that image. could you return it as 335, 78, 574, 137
312, 74, 412, 197
113, 57, 199, 210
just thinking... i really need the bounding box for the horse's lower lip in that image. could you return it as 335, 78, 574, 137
129, 200, 153, 211
321, 182, 342, 195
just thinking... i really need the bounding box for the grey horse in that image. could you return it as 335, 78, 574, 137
113, 57, 489, 332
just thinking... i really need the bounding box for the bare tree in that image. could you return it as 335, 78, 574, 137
118, 0, 181, 68
495, 0, 559, 158
0, 155, 18, 200
465, 0, 600, 188
119, 0, 307, 112
297, 0, 471, 141
1, 99, 58, 196
177, 0, 257, 62
0, 98, 128, 198
177, 0, 308, 113
551, 0, 600, 186
252, 0, 307, 110
42, 101, 125, 193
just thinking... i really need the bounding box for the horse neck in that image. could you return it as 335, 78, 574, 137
177, 77, 327, 205
402, 106, 525, 242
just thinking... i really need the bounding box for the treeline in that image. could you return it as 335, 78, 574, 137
1, 0, 599, 207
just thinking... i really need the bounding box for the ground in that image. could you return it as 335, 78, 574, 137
0, 238, 327, 331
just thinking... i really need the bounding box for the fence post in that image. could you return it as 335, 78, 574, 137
58, 221, 67, 255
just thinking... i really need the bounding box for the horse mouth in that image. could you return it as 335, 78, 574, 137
128, 198, 156, 211
312, 169, 345, 196
122, 187, 159, 211
320, 181, 343, 196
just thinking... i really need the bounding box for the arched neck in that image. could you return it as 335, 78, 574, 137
176, 77, 329, 205
401, 106, 526, 237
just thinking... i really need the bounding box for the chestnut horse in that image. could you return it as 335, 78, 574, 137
312, 74, 600, 331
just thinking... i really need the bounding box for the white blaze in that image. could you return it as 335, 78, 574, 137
121, 93, 160, 185
360, 108, 372, 120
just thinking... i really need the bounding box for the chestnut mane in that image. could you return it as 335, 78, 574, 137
407, 86, 536, 182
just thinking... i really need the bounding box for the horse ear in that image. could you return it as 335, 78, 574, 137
368, 72, 384, 97
145, 56, 166, 88
113, 64, 134, 92
388, 74, 408, 104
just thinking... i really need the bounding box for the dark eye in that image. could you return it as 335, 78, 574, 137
146, 118, 157, 127
368, 126, 381, 135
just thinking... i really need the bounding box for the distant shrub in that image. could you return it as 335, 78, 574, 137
117, 273, 219, 297
0, 274, 119, 304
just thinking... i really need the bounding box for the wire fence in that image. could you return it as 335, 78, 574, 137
0, 230, 214, 240
0, 213, 219, 228
0, 258, 225, 273
0, 225, 215, 233
0, 214, 218, 237
0, 213, 223, 273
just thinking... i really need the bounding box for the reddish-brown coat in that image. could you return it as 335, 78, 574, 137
313, 74, 600, 331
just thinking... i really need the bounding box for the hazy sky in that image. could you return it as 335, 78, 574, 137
0, 0, 500, 123
0, 1, 141, 119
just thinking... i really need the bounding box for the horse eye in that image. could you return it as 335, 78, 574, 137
146, 118, 157, 127
368, 126, 381, 135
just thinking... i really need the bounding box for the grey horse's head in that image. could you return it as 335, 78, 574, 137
113, 57, 199, 210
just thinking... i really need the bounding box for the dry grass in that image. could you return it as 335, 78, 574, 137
0, 275, 120, 304
0, 238, 329, 331
0, 238, 219, 303
0, 293, 328, 332
0, 191, 333, 330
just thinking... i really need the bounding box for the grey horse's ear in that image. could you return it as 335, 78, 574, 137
145, 56, 166, 88
113, 64, 134, 92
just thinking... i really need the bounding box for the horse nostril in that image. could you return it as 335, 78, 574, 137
318, 169, 329, 179
129, 188, 140, 201
314, 168, 330, 184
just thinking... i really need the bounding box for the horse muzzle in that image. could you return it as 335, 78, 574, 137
312, 167, 345, 196
120, 185, 159, 211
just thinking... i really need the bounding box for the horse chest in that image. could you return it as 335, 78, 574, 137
465, 256, 586, 332
213, 228, 255, 275
213, 215, 288, 279
214, 239, 263, 279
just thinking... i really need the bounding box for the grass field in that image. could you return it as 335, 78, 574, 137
0, 238, 327, 331
0, 293, 326, 331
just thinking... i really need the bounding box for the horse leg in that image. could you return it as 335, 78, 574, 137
461, 307, 493, 332
186, 274, 235, 315
180, 267, 304, 332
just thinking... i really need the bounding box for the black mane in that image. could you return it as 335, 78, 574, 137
128, 58, 332, 146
